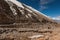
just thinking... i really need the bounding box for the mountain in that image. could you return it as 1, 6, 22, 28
0, 0, 59, 40
0, 0, 56, 25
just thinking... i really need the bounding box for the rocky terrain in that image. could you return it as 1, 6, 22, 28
0, 0, 60, 40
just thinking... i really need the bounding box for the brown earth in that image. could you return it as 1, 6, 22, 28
0, 0, 60, 40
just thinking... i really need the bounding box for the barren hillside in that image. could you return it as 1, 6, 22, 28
0, 0, 60, 40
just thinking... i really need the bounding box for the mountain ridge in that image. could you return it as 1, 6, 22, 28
0, 0, 60, 40
0, 0, 54, 24
0, 0, 57, 26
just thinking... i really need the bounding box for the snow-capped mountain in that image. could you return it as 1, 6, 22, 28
0, 0, 59, 39
0, 0, 58, 28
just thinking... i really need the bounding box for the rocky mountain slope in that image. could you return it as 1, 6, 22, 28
0, 0, 59, 40
0, 0, 57, 27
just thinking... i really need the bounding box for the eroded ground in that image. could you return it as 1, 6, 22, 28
0, 25, 60, 40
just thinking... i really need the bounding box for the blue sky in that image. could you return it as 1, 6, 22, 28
18, 0, 60, 18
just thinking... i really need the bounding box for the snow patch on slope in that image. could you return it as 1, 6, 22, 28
5, 0, 24, 8
28, 35, 44, 38
5, 0, 52, 20
23, 4, 52, 19
10, 6, 17, 15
